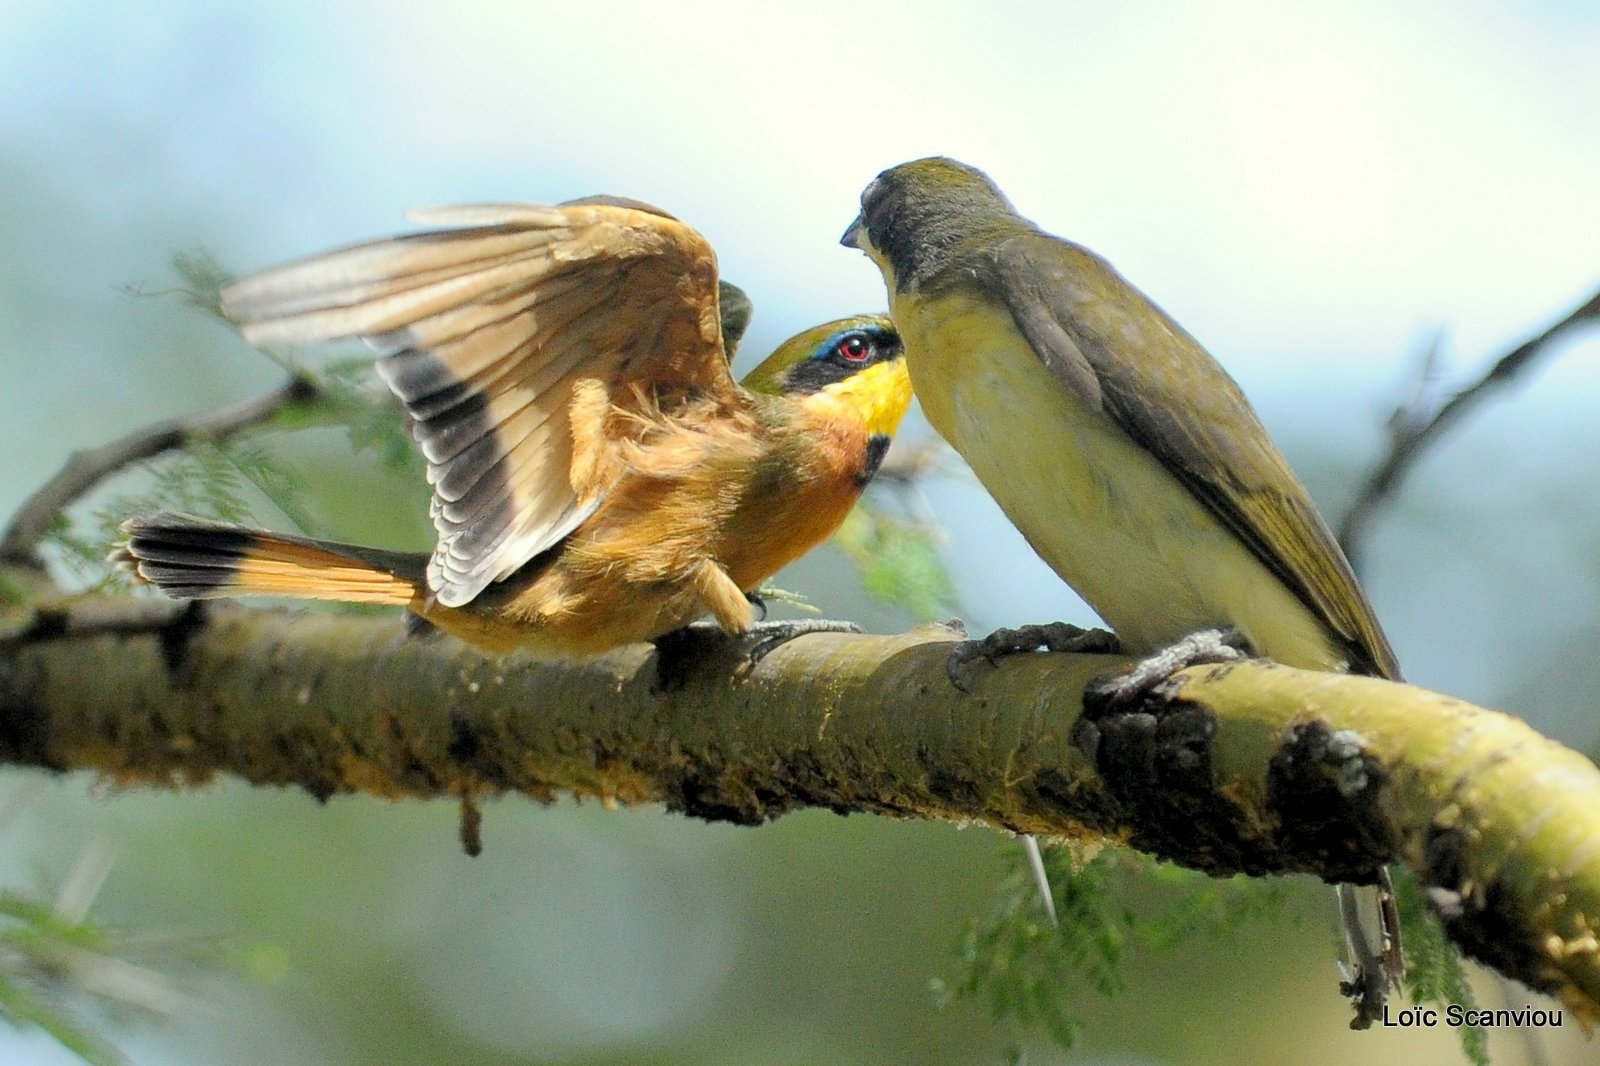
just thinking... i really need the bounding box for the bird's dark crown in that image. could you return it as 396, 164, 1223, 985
859, 157, 1019, 289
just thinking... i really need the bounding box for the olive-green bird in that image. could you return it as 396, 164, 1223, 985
842, 156, 1402, 1024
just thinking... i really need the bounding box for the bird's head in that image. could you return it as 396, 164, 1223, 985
742, 315, 911, 439
841, 157, 1017, 290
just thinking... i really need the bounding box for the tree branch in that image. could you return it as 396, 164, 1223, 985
1340, 286, 1600, 559
0, 377, 322, 568
3, 598, 1597, 1019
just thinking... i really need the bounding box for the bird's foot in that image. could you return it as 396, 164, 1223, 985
743, 618, 863, 666
652, 618, 865, 691
946, 621, 1120, 691
1087, 626, 1250, 706
745, 590, 768, 622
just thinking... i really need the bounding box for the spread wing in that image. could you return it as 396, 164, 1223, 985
991, 233, 1401, 679
221, 199, 735, 607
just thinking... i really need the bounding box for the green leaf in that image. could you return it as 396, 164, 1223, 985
0, 976, 127, 1066
1393, 868, 1488, 1066
832, 489, 957, 621
944, 843, 1289, 1054
169, 247, 233, 321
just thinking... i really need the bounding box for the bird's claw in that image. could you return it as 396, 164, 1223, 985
1089, 627, 1250, 706
744, 590, 769, 622
744, 619, 863, 666
652, 619, 864, 690
945, 622, 1120, 691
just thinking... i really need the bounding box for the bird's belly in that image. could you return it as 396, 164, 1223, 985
485, 564, 705, 657
902, 296, 1343, 670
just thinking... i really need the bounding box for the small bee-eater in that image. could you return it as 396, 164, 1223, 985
842, 157, 1402, 1023
116, 198, 911, 659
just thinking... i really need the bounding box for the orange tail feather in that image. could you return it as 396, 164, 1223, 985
115, 513, 424, 607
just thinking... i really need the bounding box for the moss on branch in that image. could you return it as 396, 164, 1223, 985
2, 595, 1596, 1017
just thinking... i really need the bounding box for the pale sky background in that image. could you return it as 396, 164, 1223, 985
3, 3, 1599, 1064
5, 1, 1597, 695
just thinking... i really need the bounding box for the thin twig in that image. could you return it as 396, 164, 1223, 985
2, 596, 197, 645
0, 376, 319, 568
1339, 286, 1600, 563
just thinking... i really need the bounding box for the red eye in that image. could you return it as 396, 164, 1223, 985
837, 334, 872, 362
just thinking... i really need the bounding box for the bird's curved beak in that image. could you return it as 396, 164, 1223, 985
840, 213, 864, 250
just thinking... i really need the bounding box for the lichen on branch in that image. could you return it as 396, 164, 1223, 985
2, 596, 1597, 1019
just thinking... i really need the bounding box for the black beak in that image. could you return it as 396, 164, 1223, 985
840, 214, 864, 249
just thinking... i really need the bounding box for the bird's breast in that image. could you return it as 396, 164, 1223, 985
894, 288, 1345, 669
716, 413, 871, 591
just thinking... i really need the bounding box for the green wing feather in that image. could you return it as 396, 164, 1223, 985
987, 232, 1400, 680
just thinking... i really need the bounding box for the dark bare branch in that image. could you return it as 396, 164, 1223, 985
0, 377, 321, 568
1340, 286, 1600, 561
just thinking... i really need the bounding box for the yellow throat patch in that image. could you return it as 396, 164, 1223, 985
802, 357, 912, 438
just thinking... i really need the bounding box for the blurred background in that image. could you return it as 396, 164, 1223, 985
3, 1, 1599, 1063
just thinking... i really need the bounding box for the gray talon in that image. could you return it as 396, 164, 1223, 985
1096, 627, 1250, 705
745, 619, 863, 665
945, 621, 1120, 690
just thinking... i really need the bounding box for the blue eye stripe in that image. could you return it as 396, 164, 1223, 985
813, 325, 886, 360
814, 329, 856, 359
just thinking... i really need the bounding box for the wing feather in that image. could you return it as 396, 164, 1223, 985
992, 233, 1401, 679
236, 253, 567, 347
220, 200, 733, 606
404, 204, 571, 228
226, 230, 564, 331
382, 297, 605, 432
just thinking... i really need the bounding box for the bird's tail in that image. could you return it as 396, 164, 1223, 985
113, 513, 426, 607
